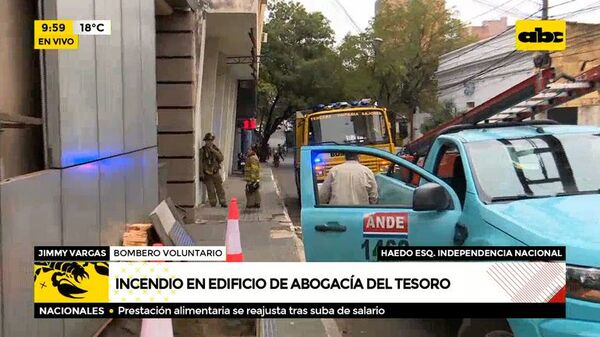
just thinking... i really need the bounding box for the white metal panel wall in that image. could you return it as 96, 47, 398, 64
95, 0, 125, 158
0, 171, 63, 337
125, 151, 146, 223
56, 0, 99, 167
43, 1, 62, 168
99, 156, 127, 245
62, 163, 100, 245
141, 1, 157, 148
122, 0, 144, 152
143, 147, 159, 214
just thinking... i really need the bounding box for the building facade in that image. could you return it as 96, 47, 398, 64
1, 1, 158, 336
156, 0, 266, 211
436, 28, 535, 113
435, 22, 600, 128
468, 17, 508, 40
543, 23, 600, 125
0, 0, 266, 336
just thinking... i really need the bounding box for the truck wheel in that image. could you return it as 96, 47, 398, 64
458, 319, 513, 337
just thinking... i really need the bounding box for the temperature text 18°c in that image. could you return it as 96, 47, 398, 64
73, 20, 111, 35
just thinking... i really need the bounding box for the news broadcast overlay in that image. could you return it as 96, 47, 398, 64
34, 20, 111, 49
34, 246, 565, 319
377, 246, 566, 261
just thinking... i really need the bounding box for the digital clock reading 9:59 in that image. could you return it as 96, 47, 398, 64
40, 22, 66, 33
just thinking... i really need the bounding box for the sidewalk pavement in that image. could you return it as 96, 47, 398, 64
184, 167, 302, 262
101, 167, 339, 337
184, 167, 340, 337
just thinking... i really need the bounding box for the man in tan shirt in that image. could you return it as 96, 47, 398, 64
319, 152, 379, 205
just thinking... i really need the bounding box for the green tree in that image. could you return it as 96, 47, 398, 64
337, 31, 379, 99
420, 100, 457, 134
257, 0, 344, 161
371, 0, 475, 142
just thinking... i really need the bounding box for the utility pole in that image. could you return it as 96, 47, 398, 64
533, 0, 549, 121
542, 0, 548, 19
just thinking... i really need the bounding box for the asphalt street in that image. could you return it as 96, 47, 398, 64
271, 157, 462, 337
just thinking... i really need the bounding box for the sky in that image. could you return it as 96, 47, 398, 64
295, 0, 600, 43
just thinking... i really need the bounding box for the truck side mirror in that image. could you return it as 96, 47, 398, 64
413, 182, 452, 211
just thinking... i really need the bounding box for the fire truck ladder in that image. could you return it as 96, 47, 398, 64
405, 65, 600, 157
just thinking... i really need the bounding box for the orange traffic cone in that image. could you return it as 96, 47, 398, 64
225, 197, 244, 262
140, 318, 173, 337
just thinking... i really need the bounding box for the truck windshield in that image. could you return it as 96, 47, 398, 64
465, 133, 600, 203
308, 110, 389, 145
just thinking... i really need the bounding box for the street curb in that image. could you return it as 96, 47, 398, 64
269, 166, 341, 337
270, 167, 305, 262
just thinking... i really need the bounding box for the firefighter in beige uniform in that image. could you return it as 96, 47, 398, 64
199, 133, 227, 207
319, 152, 378, 205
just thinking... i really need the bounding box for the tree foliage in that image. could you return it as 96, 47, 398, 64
420, 100, 457, 134
337, 31, 379, 98
257, 0, 343, 160
257, 0, 475, 154
371, 0, 475, 141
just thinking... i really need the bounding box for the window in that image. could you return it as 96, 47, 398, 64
465, 133, 600, 203
308, 110, 389, 145
434, 144, 466, 207
313, 150, 425, 208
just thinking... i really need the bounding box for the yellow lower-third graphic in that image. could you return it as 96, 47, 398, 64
34, 262, 109, 303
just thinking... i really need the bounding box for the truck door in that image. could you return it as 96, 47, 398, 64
300, 145, 462, 262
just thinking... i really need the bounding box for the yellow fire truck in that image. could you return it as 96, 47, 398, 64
294, 99, 396, 196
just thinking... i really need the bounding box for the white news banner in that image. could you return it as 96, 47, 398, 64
73, 20, 111, 35
110, 246, 226, 262
108, 261, 565, 304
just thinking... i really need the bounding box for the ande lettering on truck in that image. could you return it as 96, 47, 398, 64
363, 213, 409, 238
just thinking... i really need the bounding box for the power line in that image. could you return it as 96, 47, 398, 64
549, 30, 600, 56
473, 0, 530, 17
440, 68, 534, 95
441, 0, 577, 65
551, 1, 600, 18
441, 36, 600, 94
467, 0, 518, 22
438, 50, 521, 91
330, 0, 362, 34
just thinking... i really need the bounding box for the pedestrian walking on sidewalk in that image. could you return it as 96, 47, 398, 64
199, 133, 227, 208
245, 146, 261, 209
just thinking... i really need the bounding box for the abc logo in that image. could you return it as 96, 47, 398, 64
515, 20, 566, 51
518, 28, 564, 43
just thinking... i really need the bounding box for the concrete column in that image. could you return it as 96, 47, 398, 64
193, 18, 207, 207
212, 55, 228, 147
221, 75, 235, 175
225, 77, 238, 175
156, 11, 195, 207
200, 38, 219, 141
